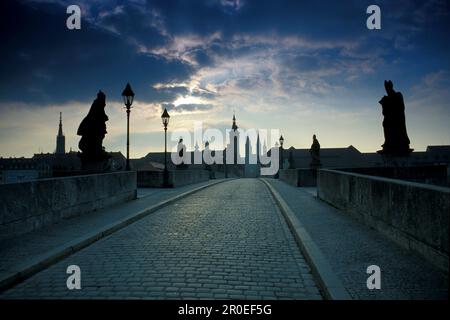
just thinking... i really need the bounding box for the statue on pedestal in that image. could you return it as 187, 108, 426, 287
176, 138, 186, 169
378, 80, 413, 157
310, 134, 321, 169
77, 90, 111, 171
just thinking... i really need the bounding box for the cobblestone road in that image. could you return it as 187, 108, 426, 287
1, 179, 322, 300
0, 181, 215, 280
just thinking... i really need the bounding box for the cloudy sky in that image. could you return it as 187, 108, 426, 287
1, 0, 449, 158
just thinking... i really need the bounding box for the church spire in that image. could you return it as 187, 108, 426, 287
56, 112, 65, 154
232, 112, 238, 131
245, 135, 251, 165
58, 112, 63, 136
256, 131, 260, 164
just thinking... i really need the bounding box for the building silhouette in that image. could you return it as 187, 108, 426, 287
256, 132, 261, 165
0, 158, 50, 184
245, 135, 251, 164
270, 145, 450, 169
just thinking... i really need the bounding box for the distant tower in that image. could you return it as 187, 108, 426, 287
256, 132, 260, 164
232, 113, 238, 131
245, 135, 252, 164
228, 113, 240, 164
55, 112, 65, 154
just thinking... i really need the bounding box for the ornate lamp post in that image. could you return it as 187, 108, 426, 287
161, 108, 170, 187
122, 83, 135, 171
275, 135, 284, 178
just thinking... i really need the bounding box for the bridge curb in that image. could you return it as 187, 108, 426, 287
261, 178, 352, 300
0, 178, 231, 293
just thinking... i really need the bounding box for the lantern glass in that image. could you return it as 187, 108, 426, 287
121, 83, 135, 107
122, 95, 134, 106
161, 108, 170, 127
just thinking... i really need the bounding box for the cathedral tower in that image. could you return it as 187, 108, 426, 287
256, 132, 260, 164
228, 113, 240, 164
55, 112, 65, 154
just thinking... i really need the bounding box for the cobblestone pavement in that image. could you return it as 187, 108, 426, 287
0, 180, 215, 281
266, 179, 448, 300
0, 179, 322, 300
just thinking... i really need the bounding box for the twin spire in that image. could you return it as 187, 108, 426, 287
231, 113, 263, 162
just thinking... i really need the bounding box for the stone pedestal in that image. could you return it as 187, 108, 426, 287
377, 149, 414, 167
78, 152, 112, 173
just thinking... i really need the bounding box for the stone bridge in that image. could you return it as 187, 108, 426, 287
0, 176, 448, 300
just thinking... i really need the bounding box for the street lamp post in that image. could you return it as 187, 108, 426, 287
274, 135, 284, 179
161, 108, 170, 187
122, 83, 135, 171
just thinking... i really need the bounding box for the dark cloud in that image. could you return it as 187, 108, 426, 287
0, 0, 193, 105
1, 0, 449, 109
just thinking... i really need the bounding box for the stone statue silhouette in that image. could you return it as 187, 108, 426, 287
204, 140, 212, 165
378, 81, 412, 156
77, 90, 110, 168
310, 134, 321, 168
176, 137, 186, 169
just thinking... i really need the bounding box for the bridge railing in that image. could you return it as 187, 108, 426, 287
0, 171, 137, 239
317, 169, 449, 273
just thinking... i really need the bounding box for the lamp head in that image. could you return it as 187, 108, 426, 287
122, 83, 135, 107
